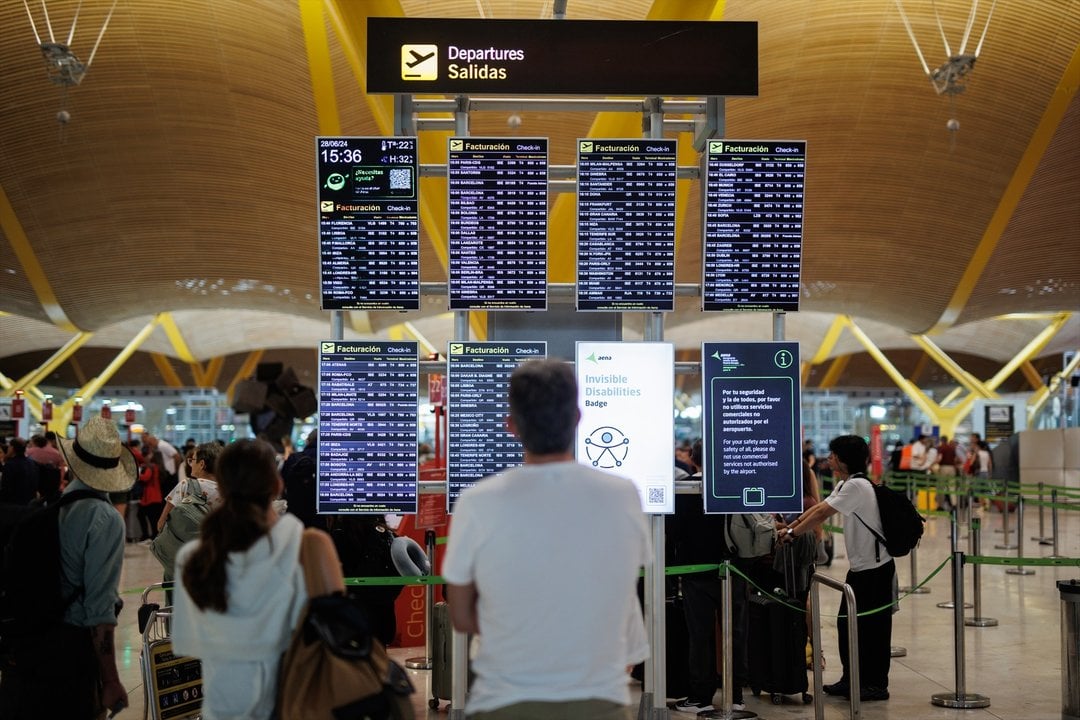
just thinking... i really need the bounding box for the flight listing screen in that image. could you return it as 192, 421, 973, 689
448, 138, 548, 310
702, 140, 805, 312
446, 341, 546, 513
576, 139, 677, 312
317, 136, 420, 311
318, 340, 419, 514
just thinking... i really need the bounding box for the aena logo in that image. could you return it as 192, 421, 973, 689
586, 353, 613, 364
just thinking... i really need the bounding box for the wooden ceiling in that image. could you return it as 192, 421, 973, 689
1, 0, 1077, 378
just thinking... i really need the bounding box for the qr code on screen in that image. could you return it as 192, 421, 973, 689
389, 168, 412, 190
646, 486, 666, 506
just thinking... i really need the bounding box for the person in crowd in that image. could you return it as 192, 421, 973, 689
674, 441, 696, 475
137, 450, 166, 540
30, 463, 63, 507
0, 438, 38, 505
330, 514, 403, 647
142, 432, 180, 494
973, 439, 994, 495
171, 438, 343, 720
157, 441, 223, 532
281, 428, 321, 529
669, 440, 745, 714
26, 433, 64, 468
183, 437, 197, 454
0, 417, 133, 717
781, 435, 893, 702
443, 359, 650, 719
936, 436, 960, 510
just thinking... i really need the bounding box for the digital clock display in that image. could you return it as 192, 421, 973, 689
316, 136, 421, 311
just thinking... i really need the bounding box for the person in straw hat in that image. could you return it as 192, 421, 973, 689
0, 416, 135, 718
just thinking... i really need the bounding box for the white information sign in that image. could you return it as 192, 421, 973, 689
575, 341, 674, 513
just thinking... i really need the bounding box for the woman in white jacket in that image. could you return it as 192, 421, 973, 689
171, 438, 342, 719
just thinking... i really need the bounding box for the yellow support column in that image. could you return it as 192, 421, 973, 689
911, 334, 998, 399
2, 332, 94, 397
844, 317, 943, 425
51, 318, 161, 431
819, 354, 850, 389
150, 353, 185, 388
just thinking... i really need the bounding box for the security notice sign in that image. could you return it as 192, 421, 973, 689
702, 342, 802, 514
575, 342, 674, 513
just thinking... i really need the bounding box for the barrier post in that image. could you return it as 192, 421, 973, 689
901, 482, 930, 594
930, 550, 991, 709
701, 563, 756, 720
937, 510, 972, 610
810, 573, 860, 720
994, 484, 1017, 550
1049, 489, 1065, 560
1006, 495, 1035, 576
964, 517, 998, 627
1034, 482, 1053, 544
405, 530, 437, 669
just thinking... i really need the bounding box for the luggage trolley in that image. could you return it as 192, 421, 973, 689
138, 583, 203, 720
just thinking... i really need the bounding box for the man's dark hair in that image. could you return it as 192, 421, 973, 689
29, 434, 48, 448
508, 359, 578, 455
829, 434, 869, 475
691, 439, 703, 469
9, 437, 28, 456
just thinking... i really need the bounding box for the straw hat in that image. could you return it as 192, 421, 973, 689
59, 416, 137, 493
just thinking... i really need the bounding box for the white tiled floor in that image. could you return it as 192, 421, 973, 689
115, 500, 1079, 719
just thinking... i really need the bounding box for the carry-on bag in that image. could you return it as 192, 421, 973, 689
747, 542, 812, 705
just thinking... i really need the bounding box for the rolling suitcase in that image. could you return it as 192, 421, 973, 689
747, 542, 812, 706
430, 601, 473, 710
630, 592, 690, 699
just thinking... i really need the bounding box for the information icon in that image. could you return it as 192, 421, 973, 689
774, 349, 794, 369
584, 426, 629, 468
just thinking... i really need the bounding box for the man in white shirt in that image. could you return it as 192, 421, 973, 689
781, 435, 893, 702
442, 359, 651, 720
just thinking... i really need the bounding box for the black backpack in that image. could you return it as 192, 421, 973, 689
854, 482, 925, 558
0, 489, 110, 640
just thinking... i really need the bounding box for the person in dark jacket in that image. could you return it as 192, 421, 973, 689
0, 438, 38, 505
281, 429, 322, 529
669, 440, 746, 714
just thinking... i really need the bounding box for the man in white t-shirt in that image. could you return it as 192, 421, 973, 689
442, 359, 651, 720
781, 435, 893, 703
142, 433, 180, 476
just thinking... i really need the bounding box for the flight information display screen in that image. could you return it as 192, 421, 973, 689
448, 138, 548, 310
577, 139, 677, 312
446, 341, 546, 513
317, 137, 420, 311
702, 140, 805, 311
317, 341, 419, 514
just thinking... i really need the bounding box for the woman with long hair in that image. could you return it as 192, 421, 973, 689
171, 439, 343, 719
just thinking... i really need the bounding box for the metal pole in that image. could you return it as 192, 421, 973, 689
1006, 495, 1035, 575
810, 573, 861, 720
937, 510, 972, 609
901, 483, 929, 593
994, 483, 1017, 550
1034, 482, 1053, 544
702, 564, 756, 720
406, 530, 437, 669
331, 310, 344, 341
965, 517, 998, 627
931, 550, 991, 708
1049, 489, 1064, 559
649, 515, 668, 719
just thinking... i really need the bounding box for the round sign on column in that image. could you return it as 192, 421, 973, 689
575, 341, 674, 513
702, 341, 802, 514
